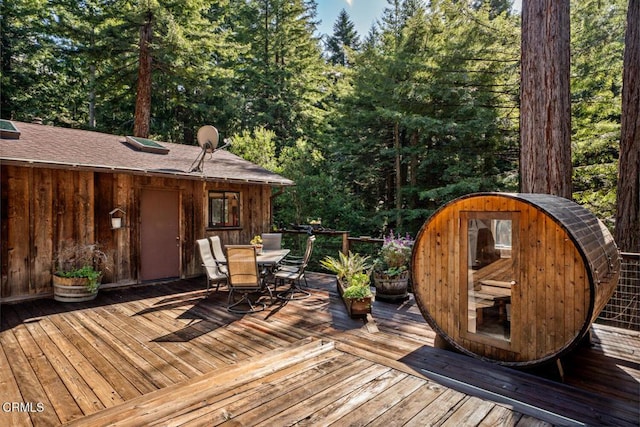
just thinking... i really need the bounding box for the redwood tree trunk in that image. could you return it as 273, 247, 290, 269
394, 122, 402, 229
615, 0, 640, 252
519, 0, 572, 199
133, 11, 153, 138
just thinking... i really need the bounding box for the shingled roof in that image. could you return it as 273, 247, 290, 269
0, 121, 294, 186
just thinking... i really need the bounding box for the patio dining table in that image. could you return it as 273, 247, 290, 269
254, 249, 290, 267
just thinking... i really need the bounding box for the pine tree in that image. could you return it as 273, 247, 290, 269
335, 0, 519, 233
571, 0, 627, 222
472, 0, 512, 18
1, 0, 69, 122
127, 0, 236, 139
325, 9, 360, 66
234, 0, 326, 146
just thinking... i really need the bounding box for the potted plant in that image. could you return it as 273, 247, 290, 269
250, 235, 263, 254
373, 230, 414, 302
320, 251, 374, 318
52, 240, 111, 302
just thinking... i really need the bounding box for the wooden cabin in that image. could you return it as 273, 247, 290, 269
0, 120, 293, 302
412, 193, 620, 367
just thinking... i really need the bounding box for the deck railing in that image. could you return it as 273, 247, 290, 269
281, 229, 639, 331
597, 252, 640, 331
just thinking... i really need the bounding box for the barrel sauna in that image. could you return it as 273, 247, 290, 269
412, 193, 620, 366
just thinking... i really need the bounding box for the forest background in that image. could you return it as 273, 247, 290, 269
1, 0, 628, 242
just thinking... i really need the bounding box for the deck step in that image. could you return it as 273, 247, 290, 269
336, 340, 638, 427
64, 337, 335, 426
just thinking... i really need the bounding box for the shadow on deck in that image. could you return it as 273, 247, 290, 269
1, 272, 638, 426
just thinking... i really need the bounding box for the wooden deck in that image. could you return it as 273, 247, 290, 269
1, 273, 638, 426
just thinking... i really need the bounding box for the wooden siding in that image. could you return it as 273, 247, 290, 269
412, 194, 618, 365
2, 167, 96, 299
1, 165, 273, 301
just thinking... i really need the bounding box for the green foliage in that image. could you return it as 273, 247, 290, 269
327, 0, 519, 234
233, 0, 327, 146
342, 272, 373, 300
54, 240, 111, 292
570, 0, 626, 224
319, 251, 372, 283
56, 266, 102, 293
325, 9, 360, 66
3, 0, 624, 237
229, 127, 281, 173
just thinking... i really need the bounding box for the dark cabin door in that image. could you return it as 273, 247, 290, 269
140, 189, 180, 281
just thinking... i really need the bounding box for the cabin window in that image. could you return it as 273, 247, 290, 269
208, 191, 240, 228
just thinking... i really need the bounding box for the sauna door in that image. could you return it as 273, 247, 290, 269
461, 212, 518, 350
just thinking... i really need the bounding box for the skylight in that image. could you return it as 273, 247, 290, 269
124, 136, 169, 154
0, 120, 20, 139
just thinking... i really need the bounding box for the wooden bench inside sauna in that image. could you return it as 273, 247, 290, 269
412, 193, 620, 367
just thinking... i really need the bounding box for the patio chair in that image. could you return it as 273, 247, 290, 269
196, 238, 227, 294
261, 233, 282, 251
225, 245, 273, 313
208, 235, 228, 274
274, 235, 315, 300
277, 235, 315, 280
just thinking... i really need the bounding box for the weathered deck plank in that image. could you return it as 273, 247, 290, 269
0, 273, 637, 426
65, 338, 335, 426
159, 350, 358, 426
0, 326, 37, 427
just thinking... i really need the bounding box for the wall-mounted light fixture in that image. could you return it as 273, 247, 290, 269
109, 208, 126, 229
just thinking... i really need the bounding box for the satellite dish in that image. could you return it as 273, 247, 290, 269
197, 125, 219, 153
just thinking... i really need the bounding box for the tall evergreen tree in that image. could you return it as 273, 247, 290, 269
325, 9, 360, 66
126, 0, 235, 139
571, 0, 627, 223
334, 0, 519, 233
520, 0, 572, 198
234, 0, 326, 146
472, 0, 512, 18
616, 0, 640, 251
1, 0, 71, 122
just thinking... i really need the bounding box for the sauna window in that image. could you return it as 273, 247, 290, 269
466, 216, 514, 344
208, 191, 240, 228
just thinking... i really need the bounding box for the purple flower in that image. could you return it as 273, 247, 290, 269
377, 230, 415, 271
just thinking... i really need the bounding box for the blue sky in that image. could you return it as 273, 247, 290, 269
316, 0, 387, 38
315, 0, 522, 38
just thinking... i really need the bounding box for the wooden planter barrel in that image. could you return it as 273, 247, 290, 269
373, 270, 410, 302
53, 275, 99, 302
412, 193, 620, 366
